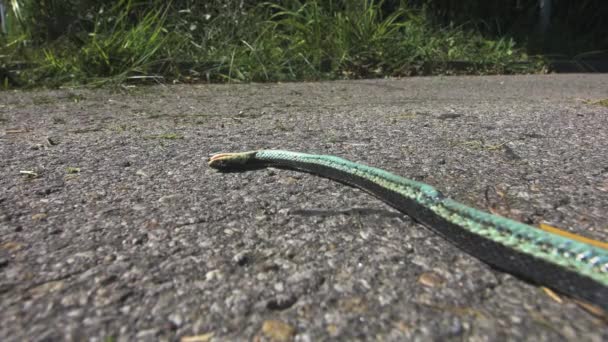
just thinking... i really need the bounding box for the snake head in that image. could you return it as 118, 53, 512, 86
208, 151, 262, 171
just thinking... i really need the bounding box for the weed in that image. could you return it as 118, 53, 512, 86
393, 112, 417, 120
19, 170, 40, 179
107, 123, 129, 132
273, 120, 292, 132
144, 133, 184, 140
2, 0, 546, 87
589, 99, 608, 107
32, 96, 55, 105
66, 92, 85, 103
72, 126, 102, 133
52, 116, 66, 124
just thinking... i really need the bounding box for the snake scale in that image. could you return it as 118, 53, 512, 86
209, 150, 608, 310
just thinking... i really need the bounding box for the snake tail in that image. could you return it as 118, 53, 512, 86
208, 150, 608, 310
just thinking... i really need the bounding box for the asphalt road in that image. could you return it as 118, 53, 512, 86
1, 75, 608, 341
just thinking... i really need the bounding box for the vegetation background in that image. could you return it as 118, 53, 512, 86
0, 0, 606, 88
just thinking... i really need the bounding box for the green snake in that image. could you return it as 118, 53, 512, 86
208, 150, 608, 310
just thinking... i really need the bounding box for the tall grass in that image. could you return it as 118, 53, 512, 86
1, 0, 544, 88
10, 0, 182, 86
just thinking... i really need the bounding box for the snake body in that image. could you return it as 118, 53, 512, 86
209, 150, 608, 310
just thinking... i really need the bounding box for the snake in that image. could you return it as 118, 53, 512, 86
208, 149, 608, 310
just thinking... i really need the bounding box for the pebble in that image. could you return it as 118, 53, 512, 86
261, 320, 295, 341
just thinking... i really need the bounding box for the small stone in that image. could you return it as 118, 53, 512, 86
19, 170, 40, 179
168, 313, 183, 328
266, 294, 297, 311
181, 332, 214, 342
67, 309, 83, 318
136, 328, 159, 339
158, 195, 179, 203
418, 272, 444, 288
46, 137, 59, 145
261, 320, 295, 341
1, 241, 23, 252
29, 280, 64, 298
255, 214, 268, 221
136, 169, 148, 177
232, 251, 251, 266
338, 297, 367, 314
60, 292, 87, 306
31, 213, 48, 221
132, 204, 146, 211
103, 254, 116, 263
510, 315, 522, 324
205, 269, 222, 281
326, 324, 339, 337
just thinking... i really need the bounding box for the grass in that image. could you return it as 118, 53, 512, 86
66, 92, 85, 103
0, 0, 546, 88
66, 167, 81, 174
589, 99, 608, 107
36, 1, 179, 86
32, 95, 55, 105
52, 116, 66, 124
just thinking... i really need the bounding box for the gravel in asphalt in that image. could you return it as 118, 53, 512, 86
1, 74, 608, 340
